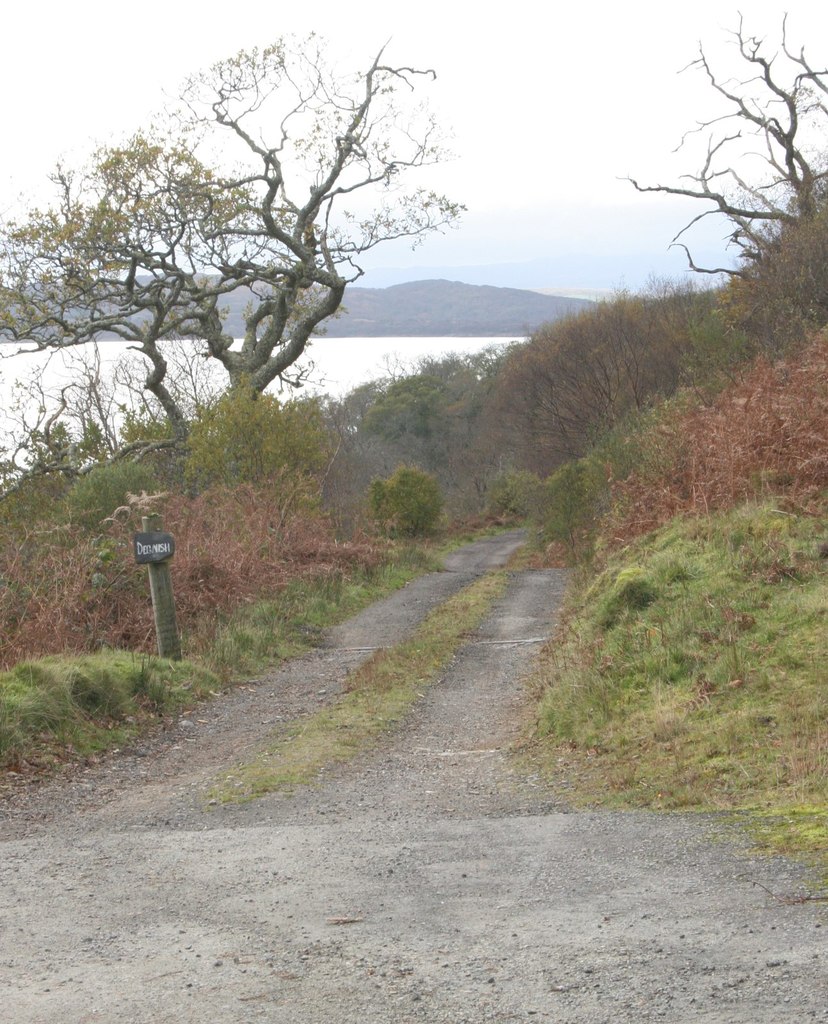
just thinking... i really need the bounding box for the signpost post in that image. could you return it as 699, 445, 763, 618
135, 514, 181, 661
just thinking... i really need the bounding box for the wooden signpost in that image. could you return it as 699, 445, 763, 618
135, 514, 181, 661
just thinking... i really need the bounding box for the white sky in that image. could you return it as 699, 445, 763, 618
2, 0, 827, 289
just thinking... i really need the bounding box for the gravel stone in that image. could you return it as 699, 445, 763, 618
1, 530, 825, 1022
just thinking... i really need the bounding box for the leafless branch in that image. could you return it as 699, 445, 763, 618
630, 17, 828, 274
0, 35, 462, 457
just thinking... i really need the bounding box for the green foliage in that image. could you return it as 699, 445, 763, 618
0, 653, 218, 766
542, 458, 609, 560
363, 374, 447, 440
119, 409, 174, 447
325, 349, 506, 523
23, 417, 110, 470
682, 306, 757, 388
487, 469, 544, 518
66, 460, 160, 530
532, 397, 697, 564
596, 566, 658, 628
185, 388, 331, 490
724, 206, 828, 354
0, 474, 70, 533
368, 465, 443, 537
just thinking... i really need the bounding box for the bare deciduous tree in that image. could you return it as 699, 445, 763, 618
496, 285, 709, 472
0, 36, 461, 498
629, 16, 828, 274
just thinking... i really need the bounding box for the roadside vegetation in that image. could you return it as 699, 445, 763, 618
0, 543, 437, 774
508, 19, 828, 873
530, 505, 825, 838
518, 327, 828, 872
0, 18, 825, 876
0, 653, 218, 774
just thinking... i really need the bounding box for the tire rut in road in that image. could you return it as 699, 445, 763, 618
252, 567, 570, 827
0, 530, 529, 835
3, 534, 826, 1024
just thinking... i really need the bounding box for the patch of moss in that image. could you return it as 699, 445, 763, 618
530, 499, 828, 870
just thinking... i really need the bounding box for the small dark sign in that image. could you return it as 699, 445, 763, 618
133, 531, 175, 564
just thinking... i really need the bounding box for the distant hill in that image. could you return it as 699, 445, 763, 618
358, 257, 633, 291
320, 280, 592, 337
85, 278, 594, 340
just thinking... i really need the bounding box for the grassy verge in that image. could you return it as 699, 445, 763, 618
195, 543, 439, 680
210, 569, 509, 803
527, 500, 828, 875
0, 653, 219, 772
0, 543, 439, 774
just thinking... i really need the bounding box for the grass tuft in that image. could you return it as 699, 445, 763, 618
0, 653, 218, 769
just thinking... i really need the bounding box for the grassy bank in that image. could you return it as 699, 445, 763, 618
211, 569, 510, 803
0, 543, 438, 774
196, 543, 438, 680
0, 653, 219, 772
529, 500, 827, 871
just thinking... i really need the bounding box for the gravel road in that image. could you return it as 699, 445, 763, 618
1, 530, 825, 1023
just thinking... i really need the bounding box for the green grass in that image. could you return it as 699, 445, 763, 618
0, 543, 440, 773
0, 653, 219, 769
197, 545, 438, 680
210, 569, 510, 803
529, 500, 828, 872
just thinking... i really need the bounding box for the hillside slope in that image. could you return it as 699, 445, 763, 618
531, 335, 828, 868
322, 279, 592, 336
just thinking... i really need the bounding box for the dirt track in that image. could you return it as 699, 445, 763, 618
1, 531, 825, 1023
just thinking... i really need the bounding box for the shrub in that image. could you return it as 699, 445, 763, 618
543, 457, 610, 560
368, 466, 443, 537
0, 474, 70, 533
487, 469, 545, 518
66, 461, 160, 531
723, 206, 828, 355
185, 388, 331, 489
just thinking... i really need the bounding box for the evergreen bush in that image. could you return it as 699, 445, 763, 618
368, 466, 443, 537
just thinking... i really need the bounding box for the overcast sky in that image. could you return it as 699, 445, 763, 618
3, 0, 827, 290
